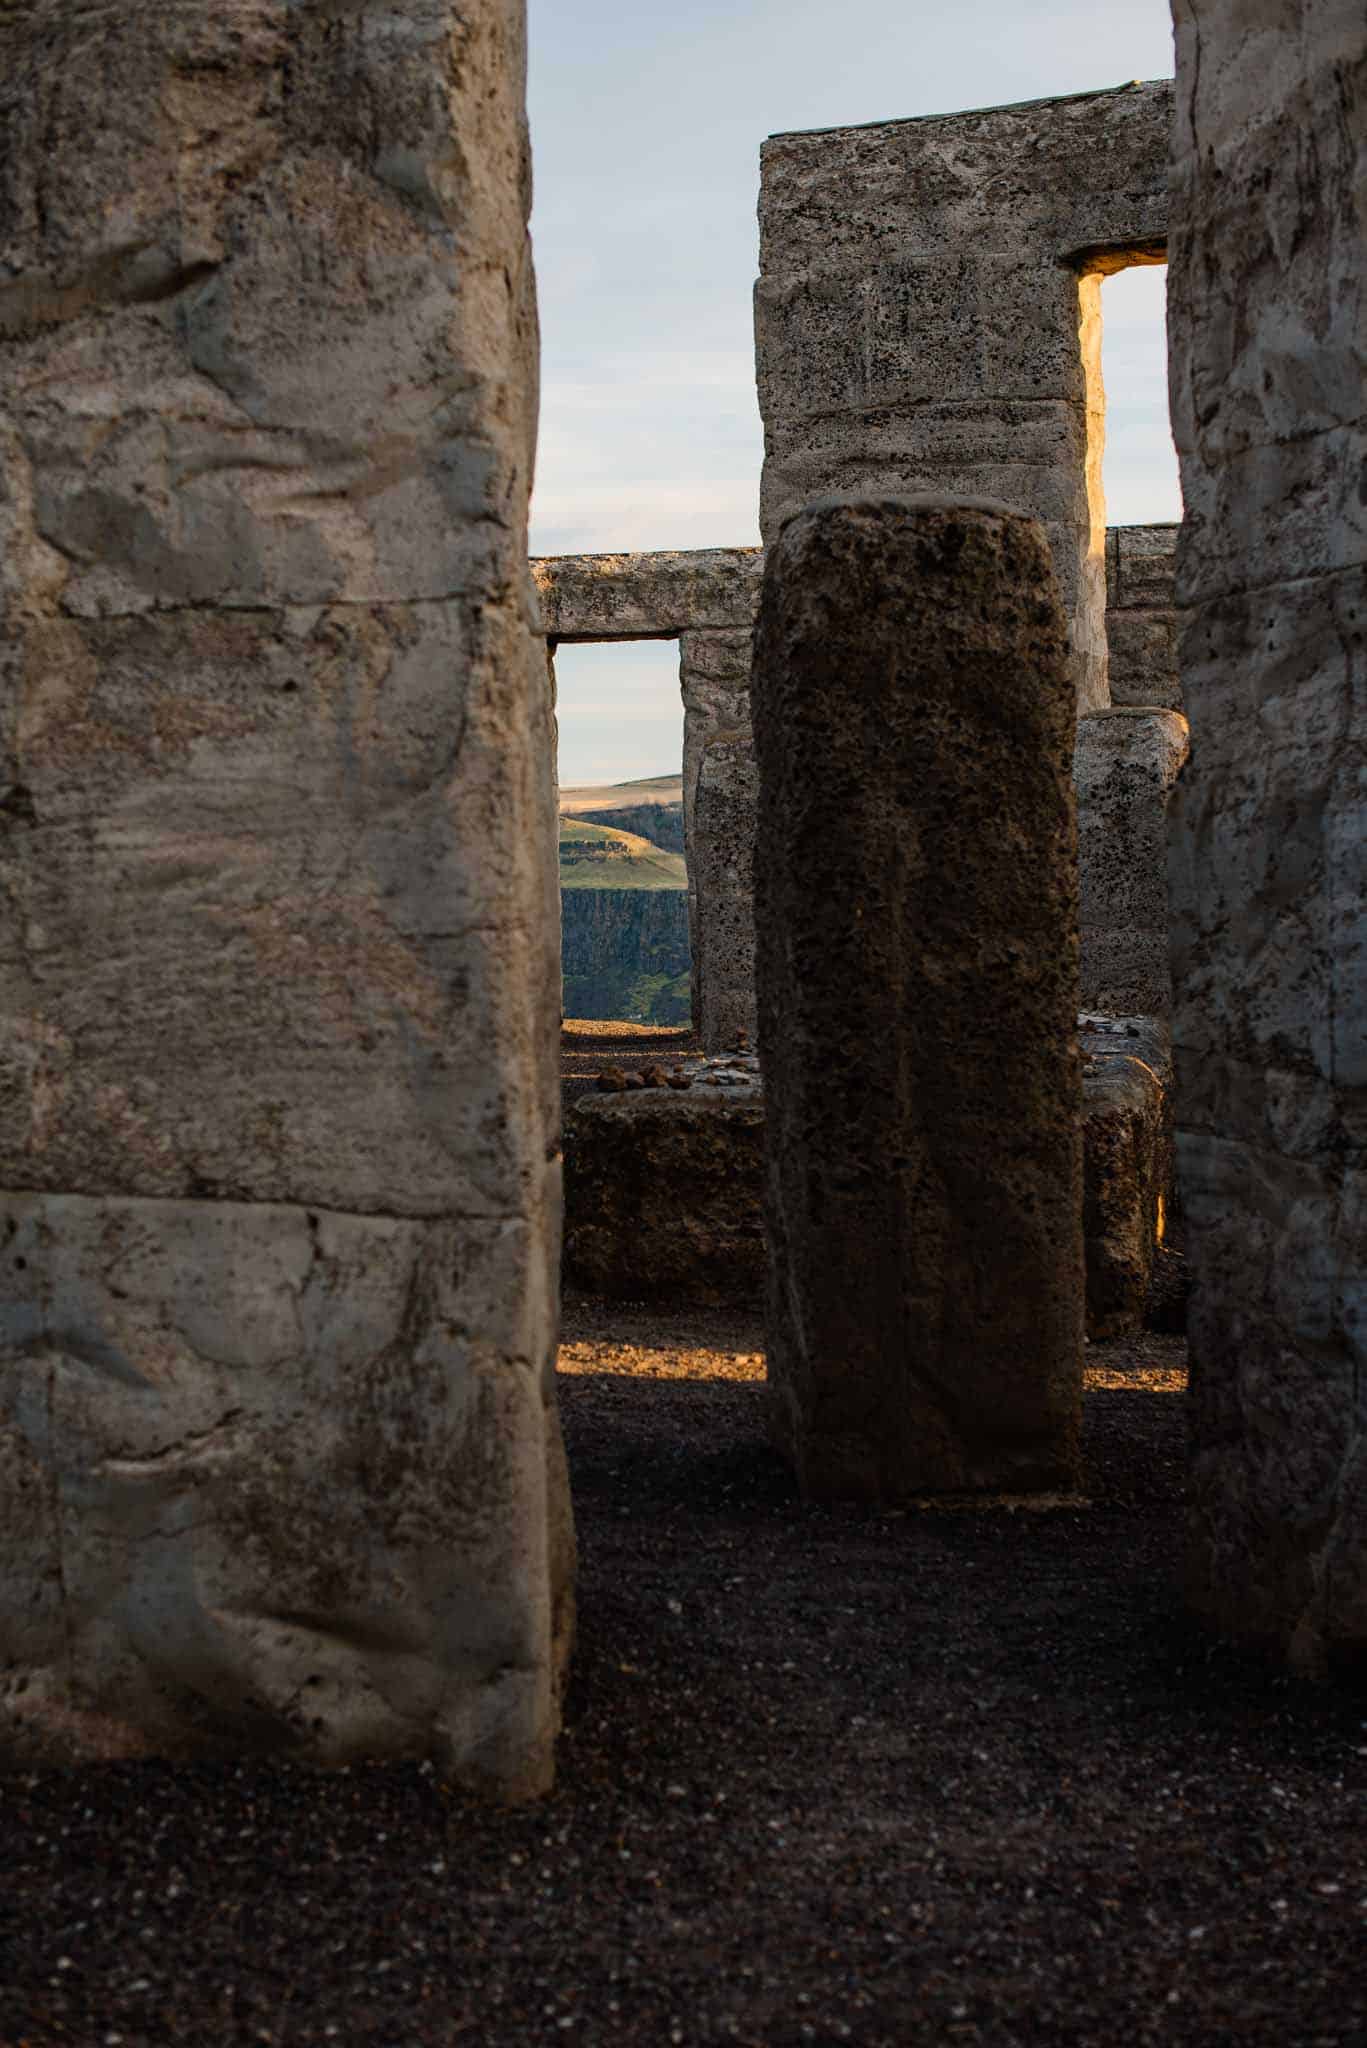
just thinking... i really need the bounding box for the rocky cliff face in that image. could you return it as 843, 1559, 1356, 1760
561, 889, 691, 1024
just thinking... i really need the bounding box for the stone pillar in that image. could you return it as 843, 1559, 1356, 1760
1076, 707, 1190, 1015
0, 1, 572, 1786
1105, 525, 1184, 711
755, 84, 1172, 715
754, 497, 1084, 1501
1169, 0, 1366, 1670
679, 627, 755, 1046
692, 738, 760, 1050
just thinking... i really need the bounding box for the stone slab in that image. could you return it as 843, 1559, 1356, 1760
562, 1063, 766, 1306
0, 0, 570, 1784
533, 549, 763, 641
679, 627, 755, 1044
1076, 707, 1190, 1015
1107, 525, 1184, 710
0, 1192, 569, 1777
0, 603, 552, 1218
1169, 0, 1366, 1670
1081, 1014, 1173, 1339
561, 1025, 1167, 1345
753, 497, 1084, 1500
692, 739, 760, 1053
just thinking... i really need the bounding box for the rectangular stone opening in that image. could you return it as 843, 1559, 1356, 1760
553, 638, 692, 1028
1099, 262, 1179, 527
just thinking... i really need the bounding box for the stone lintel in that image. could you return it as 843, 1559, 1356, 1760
759, 80, 1173, 274
533, 548, 763, 641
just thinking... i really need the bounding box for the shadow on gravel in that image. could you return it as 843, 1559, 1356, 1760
2, 1321, 1364, 2048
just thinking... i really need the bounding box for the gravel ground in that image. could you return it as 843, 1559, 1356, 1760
2, 1293, 1365, 2048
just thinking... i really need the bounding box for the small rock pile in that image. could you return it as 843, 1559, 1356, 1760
592, 1033, 757, 1098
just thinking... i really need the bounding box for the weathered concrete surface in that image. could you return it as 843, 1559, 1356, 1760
0, 0, 571, 1786
757, 83, 1172, 713
562, 1063, 766, 1306
533, 548, 763, 640
1168, 0, 1366, 1670
562, 1022, 1168, 1339
1076, 707, 1191, 1015
680, 628, 758, 1048
1081, 1016, 1172, 1340
1106, 525, 1184, 709
691, 738, 760, 1051
535, 555, 763, 1050
754, 497, 1084, 1500
541, 535, 1170, 1047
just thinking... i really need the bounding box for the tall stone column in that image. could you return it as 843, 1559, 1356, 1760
0, 1, 572, 1788
1076, 706, 1190, 1016
753, 497, 1084, 1501
679, 627, 756, 1046
692, 737, 760, 1051
1169, 0, 1366, 1670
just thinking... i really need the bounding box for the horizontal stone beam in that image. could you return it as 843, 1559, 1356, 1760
536, 526, 1180, 696
532, 548, 763, 640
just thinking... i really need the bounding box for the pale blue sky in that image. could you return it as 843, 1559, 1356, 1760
528, 0, 1181, 787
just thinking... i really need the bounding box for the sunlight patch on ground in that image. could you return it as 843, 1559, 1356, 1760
558, 1340, 765, 1384
558, 1336, 1187, 1395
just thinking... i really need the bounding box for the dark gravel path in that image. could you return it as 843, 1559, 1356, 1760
1, 1300, 1363, 2048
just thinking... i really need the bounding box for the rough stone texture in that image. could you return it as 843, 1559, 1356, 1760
541, 535, 1182, 1044
1168, 0, 1367, 1671
756, 83, 1172, 714
1081, 1015, 1172, 1339
561, 1021, 1168, 1339
534, 554, 763, 1051
754, 498, 1084, 1500
1076, 706, 1191, 1015
0, 0, 571, 1788
1106, 524, 1184, 709
562, 1062, 766, 1306
691, 738, 760, 1052
680, 629, 757, 1048
532, 548, 762, 640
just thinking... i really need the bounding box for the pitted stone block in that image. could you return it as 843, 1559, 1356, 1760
533, 549, 763, 640
562, 1063, 766, 1307
0, 0, 570, 1787
1107, 526, 1184, 710
1169, 0, 1367, 1670
1076, 707, 1190, 1016
693, 738, 759, 1052
561, 1021, 1170, 1345
753, 496, 1084, 1500
1080, 1015, 1173, 1339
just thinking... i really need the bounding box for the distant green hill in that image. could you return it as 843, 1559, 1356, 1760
559, 816, 688, 892
559, 815, 691, 1024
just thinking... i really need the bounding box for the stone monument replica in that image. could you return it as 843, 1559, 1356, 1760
753, 497, 1085, 1499
0, 0, 572, 1790
1169, 0, 1366, 1672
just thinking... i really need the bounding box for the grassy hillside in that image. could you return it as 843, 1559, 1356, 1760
560, 772, 683, 814
559, 816, 687, 892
